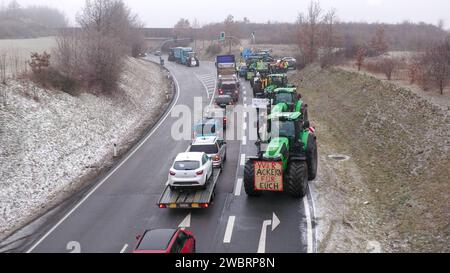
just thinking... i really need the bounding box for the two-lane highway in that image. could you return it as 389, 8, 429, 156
22, 56, 316, 253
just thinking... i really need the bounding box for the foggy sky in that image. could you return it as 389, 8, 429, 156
7, 0, 450, 28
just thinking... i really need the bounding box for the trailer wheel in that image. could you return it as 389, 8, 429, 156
306, 135, 318, 181
244, 161, 261, 197
286, 161, 308, 198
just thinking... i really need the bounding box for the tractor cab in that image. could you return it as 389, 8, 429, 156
266, 112, 308, 156
187, 52, 199, 67
266, 74, 289, 90
266, 88, 308, 121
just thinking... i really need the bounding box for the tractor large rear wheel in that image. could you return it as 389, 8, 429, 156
244, 161, 261, 197
306, 135, 318, 181
286, 161, 308, 198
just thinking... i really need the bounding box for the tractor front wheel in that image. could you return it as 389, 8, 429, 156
306, 135, 318, 181
286, 161, 308, 198
244, 161, 261, 197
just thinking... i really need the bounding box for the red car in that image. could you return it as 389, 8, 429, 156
133, 228, 196, 253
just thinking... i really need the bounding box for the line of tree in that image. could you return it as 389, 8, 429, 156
178, 7, 446, 54
0, 0, 68, 38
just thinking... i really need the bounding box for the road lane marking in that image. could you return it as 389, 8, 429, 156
240, 154, 246, 166
235, 179, 243, 196
120, 244, 128, 253
195, 73, 211, 99
257, 220, 272, 253
242, 135, 247, 146
223, 216, 236, 243
272, 213, 281, 231
303, 196, 313, 253
26, 61, 182, 253
179, 213, 191, 228
243, 122, 247, 131
257, 213, 281, 253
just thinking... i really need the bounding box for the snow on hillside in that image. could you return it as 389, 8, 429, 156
0, 58, 170, 239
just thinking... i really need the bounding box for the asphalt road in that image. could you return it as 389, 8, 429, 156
20, 56, 316, 253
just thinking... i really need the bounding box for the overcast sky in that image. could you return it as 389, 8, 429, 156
8, 0, 450, 28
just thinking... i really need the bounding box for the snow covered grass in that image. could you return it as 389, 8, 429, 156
0, 58, 169, 239
0, 37, 56, 79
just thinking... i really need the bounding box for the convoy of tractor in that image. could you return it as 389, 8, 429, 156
157, 46, 317, 211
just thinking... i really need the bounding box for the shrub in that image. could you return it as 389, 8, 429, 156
206, 43, 222, 55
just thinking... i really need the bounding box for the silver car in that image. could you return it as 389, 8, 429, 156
189, 137, 227, 170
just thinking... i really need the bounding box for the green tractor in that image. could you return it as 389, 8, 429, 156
253, 73, 288, 98
264, 74, 292, 93
243, 112, 318, 198
267, 88, 308, 122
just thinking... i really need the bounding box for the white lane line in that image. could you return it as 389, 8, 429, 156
26, 64, 182, 253
223, 216, 236, 243
242, 135, 247, 146
240, 154, 246, 166
243, 122, 247, 131
257, 220, 272, 253
303, 196, 314, 253
209, 78, 218, 106
178, 213, 191, 228
308, 185, 318, 253
195, 73, 210, 99
234, 178, 243, 196
243, 97, 247, 103
120, 244, 128, 253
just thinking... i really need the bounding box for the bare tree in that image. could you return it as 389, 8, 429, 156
421, 38, 450, 94
370, 26, 389, 56
297, 1, 322, 64
174, 18, 191, 38
355, 46, 366, 71
0, 51, 7, 84
379, 57, 398, 80
322, 9, 338, 50
53, 0, 143, 93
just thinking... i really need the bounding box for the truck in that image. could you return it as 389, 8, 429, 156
157, 169, 221, 209
171, 47, 199, 67
216, 55, 237, 77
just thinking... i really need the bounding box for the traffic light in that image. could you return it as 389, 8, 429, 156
219, 32, 225, 41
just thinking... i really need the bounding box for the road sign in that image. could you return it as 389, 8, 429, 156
252, 98, 269, 109
254, 161, 283, 192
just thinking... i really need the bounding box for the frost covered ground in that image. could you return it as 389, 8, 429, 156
0, 58, 170, 239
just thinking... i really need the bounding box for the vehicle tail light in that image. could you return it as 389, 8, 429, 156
170, 171, 176, 176
229, 102, 233, 105
219, 89, 223, 94
200, 203, 209, 208
159, 204, 167, 209
196, 170, 204, 176
214, 155, 221, 161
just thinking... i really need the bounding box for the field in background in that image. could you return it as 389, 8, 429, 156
0, 37, 56, 79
